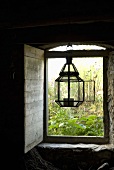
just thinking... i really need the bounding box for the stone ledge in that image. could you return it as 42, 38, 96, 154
37, 143, 114, 170
38, 143, 114, 151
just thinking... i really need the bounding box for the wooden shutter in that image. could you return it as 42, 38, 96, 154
24, 44, 44, 153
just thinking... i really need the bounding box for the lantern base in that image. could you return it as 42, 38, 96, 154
55, 100, 84, 107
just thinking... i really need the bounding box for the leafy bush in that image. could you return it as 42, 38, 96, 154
48, 105, 104, 136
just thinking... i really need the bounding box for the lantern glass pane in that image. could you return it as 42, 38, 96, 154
71, 81, 84, 101
64, 65, 68, 72
70, 64, 74, 71
62, 64, 75, 72
60, 76, 68, 81
59, 81, 68, 100
55, 81, 58, 100
85, 81, 95, 101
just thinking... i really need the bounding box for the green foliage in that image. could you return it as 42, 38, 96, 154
48, 57, 104, 136
48, 106, 104, 136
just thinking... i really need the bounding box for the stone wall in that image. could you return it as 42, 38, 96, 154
108, 52, 114, 144
36, 143, 114, 170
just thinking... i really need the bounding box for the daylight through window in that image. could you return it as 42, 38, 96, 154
48, 57, 104, 137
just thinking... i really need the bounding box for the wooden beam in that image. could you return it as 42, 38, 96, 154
1, 22, 114, 50
1, 22, 114, 44
1, 1, 114, 29
45, 50, 109, 58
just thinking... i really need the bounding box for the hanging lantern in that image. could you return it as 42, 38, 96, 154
55, 56, 95, 107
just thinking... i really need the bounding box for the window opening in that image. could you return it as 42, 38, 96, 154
48, 57, 104, 137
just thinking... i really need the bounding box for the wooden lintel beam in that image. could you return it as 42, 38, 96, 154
45, 50, 110, 58
1, 22, 114, 45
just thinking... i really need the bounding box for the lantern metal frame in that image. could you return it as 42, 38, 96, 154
55, 57, 86, 107
55, 56, 95, 107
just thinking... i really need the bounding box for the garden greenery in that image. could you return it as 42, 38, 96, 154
48, 57, 104, 136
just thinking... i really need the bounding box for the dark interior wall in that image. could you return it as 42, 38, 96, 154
0, 44, 114, 169
0, 44, 24, 163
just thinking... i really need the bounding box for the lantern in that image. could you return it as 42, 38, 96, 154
55, 57, 95, 107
